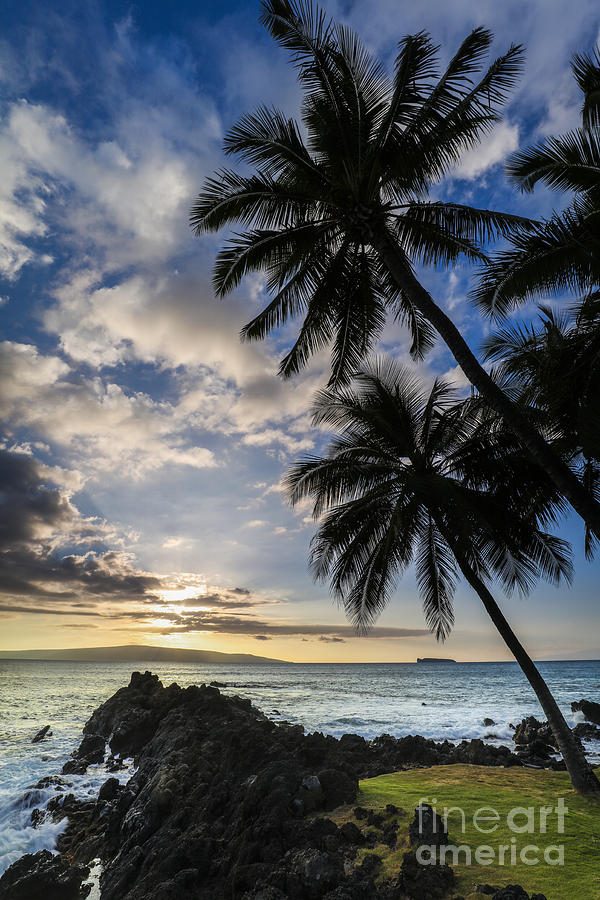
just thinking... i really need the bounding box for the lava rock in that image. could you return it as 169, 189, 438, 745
318, 768, 357, 809
572, 698, 600, 726
573, 722, 600, 740
0, 850, 90, 899
339, 822, 365, 845
492, 887, 548, 900
409, 804, 448, 847
98, 777, 122, 803
513, 717, 557, 749
398, 849, 454, 899
62, 732, 106, 774
4, 672, 552, 900
32, 725, 52, 743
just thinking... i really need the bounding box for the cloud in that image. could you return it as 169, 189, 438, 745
162, 537, 194, 550
0, 447, 162, 603
453, 122, 520, 181
153, 611, 429, 640
0, 341, 217, 477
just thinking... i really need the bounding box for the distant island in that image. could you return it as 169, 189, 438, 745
0, 644, 290, 664
416, 657, 457, 664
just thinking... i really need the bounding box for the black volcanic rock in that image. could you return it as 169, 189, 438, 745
0, 672, 553, 900
398, 849, 454, 899
408, 804, 448, 848
32, 725, 51, 743
573, 721, 600, 740
62, 732, 106, 774
572, 698, 600, 726
0, 850, 90, 899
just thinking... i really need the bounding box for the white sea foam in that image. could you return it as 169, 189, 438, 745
81, 857, 102, 900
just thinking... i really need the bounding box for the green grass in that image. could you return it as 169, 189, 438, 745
330, 765, 600, 900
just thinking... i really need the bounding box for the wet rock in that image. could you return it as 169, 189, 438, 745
62, 732, 106, 774
572, 698, 600, 726
98, 777, 122, 803
573, 722, 600, 740
513, 717, 557, 749
210, 681, 227, 688
35, 775, 71, 791
483, 718, 495, 727
106, 754, 126, 772
32, 725, 52, 743
0, 850, 90, 899
30, 808, 47, 828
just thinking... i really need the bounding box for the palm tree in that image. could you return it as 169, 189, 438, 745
484, 300, 600, 557
473, 49, 600, 314
285, 358, 600, 795
191, 0, 600, 538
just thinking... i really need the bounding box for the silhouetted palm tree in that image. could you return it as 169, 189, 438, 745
474, 49, 600, 312
484, 300, 600, 557
285, 358, 600, 795
192, 0, 600, 537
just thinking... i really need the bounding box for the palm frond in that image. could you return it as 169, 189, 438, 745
212, 221, 335, 296
415, 518, 457, 640
507, 129, 600, 194
572, 48, 600, 130
472, 204, 600, 316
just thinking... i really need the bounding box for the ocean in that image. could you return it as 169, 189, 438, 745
0, 658, 599, 876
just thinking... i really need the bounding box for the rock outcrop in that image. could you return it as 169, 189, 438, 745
0, 673, 556, 900
572, 698, 600, 726
31, 725, 52, 744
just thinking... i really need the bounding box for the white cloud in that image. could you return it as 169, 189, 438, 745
0, 341, 217, 478
453, 122, 520, 180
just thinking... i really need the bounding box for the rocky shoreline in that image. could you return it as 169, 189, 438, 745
1, 672, 594, 900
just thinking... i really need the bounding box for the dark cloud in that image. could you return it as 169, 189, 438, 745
155, 610, 429, 640
187, 592, 264, 609
0, 448, 161, 604
0, 450, 72, 546
318, 636, 345, 643
254, 635, 271, 641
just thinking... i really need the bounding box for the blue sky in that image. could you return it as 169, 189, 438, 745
0, 0, 599, 661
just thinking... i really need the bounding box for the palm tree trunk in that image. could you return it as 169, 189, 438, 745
449, 546, 600, 795
371, 227, 600, 540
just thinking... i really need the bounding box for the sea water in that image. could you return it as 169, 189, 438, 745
0, 659, 598, 876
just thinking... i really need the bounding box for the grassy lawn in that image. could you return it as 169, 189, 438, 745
330, 764, 600, 899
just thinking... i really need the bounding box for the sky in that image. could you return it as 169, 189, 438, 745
1, 0, 599, 663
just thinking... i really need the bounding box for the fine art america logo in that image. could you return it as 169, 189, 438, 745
415, 798, 567, 867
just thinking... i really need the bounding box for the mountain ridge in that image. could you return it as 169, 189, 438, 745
0, 643, 290, 664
